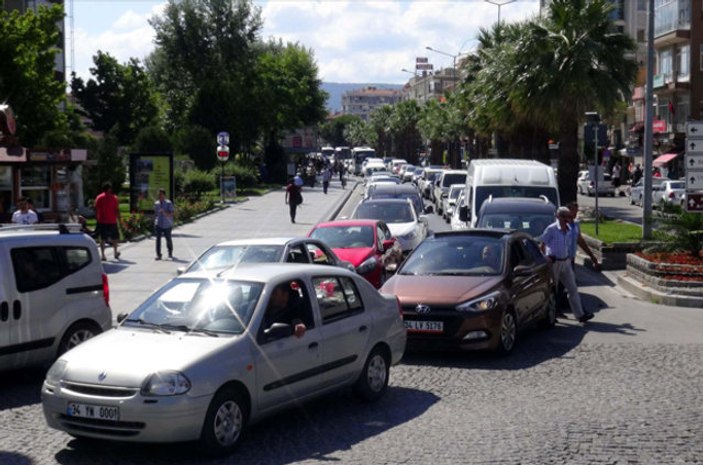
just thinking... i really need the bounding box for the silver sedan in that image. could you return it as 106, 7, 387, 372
42, 264, 406, 456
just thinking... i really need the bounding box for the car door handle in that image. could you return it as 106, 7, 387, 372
13, 300, 21, 320
0, 301, 8, 321
358, 325, 367, 332
308, 342, 319, 349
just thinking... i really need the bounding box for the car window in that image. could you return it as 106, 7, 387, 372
260, 279, 315, 340
312, 276, 364, 324
399, 236, 503, 275
522, 238, 547, 264
510, 240, 535, 268
11, 247, 63, 292
306, 243, 334, 265
126, 278, 263, 335
355, 202, 414, 223
63, 247, 92, 273
287, 244, 310, 264
190, 245, 285, 271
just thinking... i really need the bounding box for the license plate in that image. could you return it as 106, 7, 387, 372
67, 402, 119, 421
404, 320, 443, 333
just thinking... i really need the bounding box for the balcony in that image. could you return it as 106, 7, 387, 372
654, 0, 690, 47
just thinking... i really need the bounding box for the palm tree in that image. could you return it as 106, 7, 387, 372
513, 0, 637, 203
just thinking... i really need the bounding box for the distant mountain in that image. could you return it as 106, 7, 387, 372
321, 82, 404, 112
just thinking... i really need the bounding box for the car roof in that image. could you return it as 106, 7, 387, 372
210, 237, 311, 247
359, 198, 412, 205
182, 263, 357, 282
478, 197, 556, 215
431, 228, 525, 241
313, 219, 384, 228
368, 184, 420, 194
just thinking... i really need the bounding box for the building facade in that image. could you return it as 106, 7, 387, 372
341, 87, 403, 121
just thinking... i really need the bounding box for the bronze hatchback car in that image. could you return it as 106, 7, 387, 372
381, 229, 556, 354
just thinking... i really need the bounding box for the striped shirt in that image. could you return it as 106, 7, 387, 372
540, 220, 572, 260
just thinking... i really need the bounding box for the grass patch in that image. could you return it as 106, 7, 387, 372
579, 220, 642, 244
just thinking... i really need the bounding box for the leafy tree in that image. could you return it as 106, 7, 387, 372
389, 100, 421, 164
132, 125, 173, 153
344, 118, 376, 147
648, 205, 703, 258
514, 0, 637, 203
369, 106, 393, 158
0, 3, 67, 146
173, 124, 216, 171
319, 114, 361, 147
71, 52, 161, 145
82, 129, 127, 200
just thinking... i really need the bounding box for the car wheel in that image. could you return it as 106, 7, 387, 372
539, 290, 557, 329
496, 309, 517, 355
200, 387, 248, 456
353, 346, 390, 402
58, 322, 101, 357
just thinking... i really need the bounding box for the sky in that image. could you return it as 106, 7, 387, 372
67, 0, 541, 85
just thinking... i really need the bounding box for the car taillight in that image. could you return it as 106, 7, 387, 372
669, 192, 675, 199
102, 273, 110, 307
396, 296, 403, 319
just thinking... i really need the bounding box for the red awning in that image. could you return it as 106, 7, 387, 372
653, 153, 678, 167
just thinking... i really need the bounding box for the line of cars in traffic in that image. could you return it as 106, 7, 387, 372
32, 158, 563, 456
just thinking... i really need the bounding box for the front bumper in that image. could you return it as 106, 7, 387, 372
402, 307, 503, 351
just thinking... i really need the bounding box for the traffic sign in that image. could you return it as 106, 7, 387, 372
217, 131, 230, 146
687, 139, 703, 155
686, 193, 703, 212
687, 171, 703, 190
686, 121, 703, 137
686, 154, 703, 170
217, 145, 229, 162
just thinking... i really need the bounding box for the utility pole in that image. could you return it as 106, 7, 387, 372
642, 0, 654, 239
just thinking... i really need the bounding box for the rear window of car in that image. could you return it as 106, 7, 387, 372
442, 173, 466, 187
311, 225, 375, 248
355, 202, 414, 223
399, 236, 503, 275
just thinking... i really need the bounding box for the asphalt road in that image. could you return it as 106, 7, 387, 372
1, 178, 702, 465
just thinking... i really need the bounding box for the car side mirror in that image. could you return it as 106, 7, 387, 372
176, 267, 186, 275
513, 265, 532, 277
116, 313, 129, 324
424, 205, 434, 214
382, 239, 395, 251
264, 322, 294, 340
458, 205, 469, 222
385, 263, 398, 273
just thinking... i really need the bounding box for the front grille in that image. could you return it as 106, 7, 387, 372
58, 414, 145, 437
62, 381, 139, 398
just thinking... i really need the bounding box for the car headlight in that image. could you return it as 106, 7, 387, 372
399, 230, 417, 240
456, 291, 501, 312
356, 256, 378, 275
46, 359, 67, 385
141, 371, 191, 396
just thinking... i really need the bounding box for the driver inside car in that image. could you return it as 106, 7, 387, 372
263, 282, 307, 338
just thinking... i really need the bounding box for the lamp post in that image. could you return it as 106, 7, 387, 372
425, 46, 458, 84
401, 68, 419, 101
484, 0, 517, 24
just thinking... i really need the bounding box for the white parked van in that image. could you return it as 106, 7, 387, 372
0, 224, 112, 371
459, 159, 560, 228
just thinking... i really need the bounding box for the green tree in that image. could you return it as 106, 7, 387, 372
83, 129, 127, 200
344, 118, 376, 147
514, 0, 637, 203
0, 3, 67, 146
173, 124, 216, 171
369, 106, 393, 158
132, 125, 173, 153
320, 114, 362, 147
71, 52, 161, 146
389, 100, 421, 164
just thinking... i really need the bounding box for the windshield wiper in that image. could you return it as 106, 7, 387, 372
159, 324, 221, 337
122, 318, 171, 334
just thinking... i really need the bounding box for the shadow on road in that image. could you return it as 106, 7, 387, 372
0, 452, 32, 465
0, 366, 45, 409
53, 386, 438, 465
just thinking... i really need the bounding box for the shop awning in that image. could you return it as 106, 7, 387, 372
653, 152, 678, 167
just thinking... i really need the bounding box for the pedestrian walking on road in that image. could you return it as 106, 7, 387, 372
94, 182, 121, 261
322, 166, 332, 194
154, 188, 175, 260
285, 177, 303, 223
539, 206, 594, 323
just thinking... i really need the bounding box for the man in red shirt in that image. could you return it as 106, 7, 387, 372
94, 182, 121, 261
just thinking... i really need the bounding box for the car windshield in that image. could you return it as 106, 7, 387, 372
310, 225, 375, 248
478, 213, 554, 237
475, 186, 558, 212
449, 187, 462, 200
355, 202, 414, 224
400, 236, 504, 275
187, 245, 284, 272
124, 278, 263, 335
442, 173, 466, 186
669, 182, 685, 189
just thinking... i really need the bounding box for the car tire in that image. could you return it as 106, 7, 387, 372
200, 387, 248, 457
539, 290, 557, 329
496, 309, 517, 355
353, 346, 390, 402
57, 321, 101, 357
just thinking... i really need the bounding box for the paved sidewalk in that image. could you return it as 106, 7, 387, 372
103, 179, 355, 318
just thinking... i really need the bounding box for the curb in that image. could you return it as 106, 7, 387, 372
326, 181, 359, 221
617, 273, 703, 309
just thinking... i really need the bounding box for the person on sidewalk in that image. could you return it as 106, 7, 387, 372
540, 206, 594, 324
11, 197, 39, 225
154, 188, 175, 260
322, 165, 332, 194
285, 177, 303, 223
94, 182, 121, 261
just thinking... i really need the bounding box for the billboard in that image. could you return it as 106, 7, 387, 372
129, 153, 174, 213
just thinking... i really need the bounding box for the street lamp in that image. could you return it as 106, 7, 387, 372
484, 0, 517, 24
401, 68, 418, 76
425, 46, 458, 82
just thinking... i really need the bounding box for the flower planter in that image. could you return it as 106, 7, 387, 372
625, 253, 703, 297
580, 234, 644, 270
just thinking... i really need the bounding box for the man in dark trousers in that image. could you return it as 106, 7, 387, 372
285, 177, 303, 223
154, 188, 175, 260
94, 182, 121, 261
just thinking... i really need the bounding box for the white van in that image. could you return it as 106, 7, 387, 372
459, 159, 560, 228
0, 224, 112, 371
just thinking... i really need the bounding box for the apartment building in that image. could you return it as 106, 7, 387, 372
341, 87, 403, 121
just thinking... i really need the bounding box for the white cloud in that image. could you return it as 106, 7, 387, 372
70, 1, 540, 83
